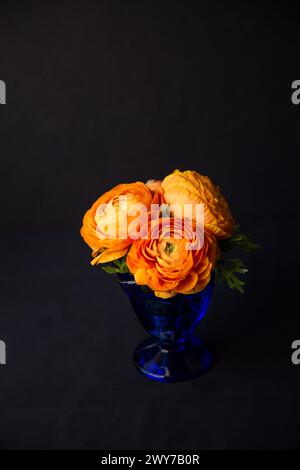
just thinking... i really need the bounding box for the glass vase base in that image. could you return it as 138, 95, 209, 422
134, 336, 212, 383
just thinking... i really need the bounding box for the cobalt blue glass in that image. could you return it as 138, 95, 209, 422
117, 273, 214, 383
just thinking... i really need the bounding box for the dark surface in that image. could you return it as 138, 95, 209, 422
0, 1, 300, 449
0, 224, 299, 449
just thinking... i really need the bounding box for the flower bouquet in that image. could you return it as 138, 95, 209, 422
81, 170, 257, 382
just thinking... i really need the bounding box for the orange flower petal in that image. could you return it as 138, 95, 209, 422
91, 247, 128, 264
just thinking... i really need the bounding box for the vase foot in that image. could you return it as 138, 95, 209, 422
133, 336, 212, 383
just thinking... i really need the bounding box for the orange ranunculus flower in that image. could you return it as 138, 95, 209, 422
161, 169, 235, 239
80, 182, 153, 264
146, 179, 165, 205
126, 218, 218, 298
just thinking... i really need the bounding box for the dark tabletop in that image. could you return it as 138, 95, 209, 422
0, 223, 299, 449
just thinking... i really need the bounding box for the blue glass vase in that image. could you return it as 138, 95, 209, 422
117, 273, 214, 383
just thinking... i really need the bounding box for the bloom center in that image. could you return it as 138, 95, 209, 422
165, 242, 175, 255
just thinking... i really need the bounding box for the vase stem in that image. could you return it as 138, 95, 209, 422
134, 336, 212, 383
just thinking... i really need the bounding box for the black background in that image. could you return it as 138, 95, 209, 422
0, 0, 300, 449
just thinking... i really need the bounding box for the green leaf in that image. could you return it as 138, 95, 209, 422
101, 254, 130, 274
102, 265, 118, 274
215, 258, 248, 293
219, 231, 259, 253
